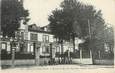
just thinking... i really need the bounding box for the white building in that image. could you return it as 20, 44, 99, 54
1, 22, 93, 65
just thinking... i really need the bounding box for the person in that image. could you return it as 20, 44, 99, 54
64, 50, 70, 64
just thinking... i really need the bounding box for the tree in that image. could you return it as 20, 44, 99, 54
48, 0, 112, 63
1, 0, 29, 37
48, 9, 74, 54
48, 0, 83, 53
48, 0, 105, 52
103, 25, 114, 55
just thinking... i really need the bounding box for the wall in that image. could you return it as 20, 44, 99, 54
1, 59, 35, 66
72, 58, 93, 64
94, 59, 114, 65
1, 58, 50, 66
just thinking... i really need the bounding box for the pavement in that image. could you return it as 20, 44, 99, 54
14, 64, 114, 69
1, 64, 115, 73
1, 64, 114, 70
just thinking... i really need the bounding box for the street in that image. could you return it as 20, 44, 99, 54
1, 64, 114, 70
1, 65, 115, 73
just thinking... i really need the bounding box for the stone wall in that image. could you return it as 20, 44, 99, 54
94, 59, 114, 65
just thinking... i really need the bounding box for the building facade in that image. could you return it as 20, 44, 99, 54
1, 23, 93, 66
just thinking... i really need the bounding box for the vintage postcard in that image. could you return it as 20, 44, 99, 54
0, 0, 115, 73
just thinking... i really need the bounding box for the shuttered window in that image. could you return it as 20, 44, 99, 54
30, 33, 38, 41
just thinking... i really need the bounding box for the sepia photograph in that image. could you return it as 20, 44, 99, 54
0, 0, 115, 73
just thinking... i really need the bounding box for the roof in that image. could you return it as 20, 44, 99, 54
28, 29, 52, 34
28, 24, 52, 34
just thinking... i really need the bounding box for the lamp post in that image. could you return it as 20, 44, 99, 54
35, 42, 41, 66
10, 37, 16, 68
88, 19, 93, 64
0, 33, 3, 56
50, 43, 52, 61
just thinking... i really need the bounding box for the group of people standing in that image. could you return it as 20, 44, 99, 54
49, 50, 72, 65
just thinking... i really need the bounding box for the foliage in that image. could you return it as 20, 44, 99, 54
49, 0, 105, 40
104, 26, 114, 52
48, 0, 114, 56
1, 0, 29, 37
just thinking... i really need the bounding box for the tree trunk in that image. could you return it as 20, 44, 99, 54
98, 50, 101, 59
92, 49, 95, 65
80, 48, 82, 64
60, 39, 63, 63
72, 33, 75, 53
114, 26, 115, 67
61, 39, 63, 54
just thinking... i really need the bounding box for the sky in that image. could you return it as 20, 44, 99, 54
23, 0, 115, 27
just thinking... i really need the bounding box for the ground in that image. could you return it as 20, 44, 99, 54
1, 64, 115, 73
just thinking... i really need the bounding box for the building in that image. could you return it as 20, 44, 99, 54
13, 23, 56, 65
1, 22, 93, 66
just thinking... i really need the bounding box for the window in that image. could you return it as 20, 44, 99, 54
46, 46, 50, 53
30, 33, 38, 41
54, 37, 59, 42
30, 45, 34, 52
20, 43, 24, 52
7, 42, 11, 52
42, 46, 50, 53
15, 43, 20, 52
43, 35, 49, 42
15, 31, 20, 40
42, 46, 46, 53
27, 43, 35, 53
21, 32, 24, 40
2, 43, 6, 50
20, 43, 27, 53
56, 47, 60, 52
